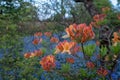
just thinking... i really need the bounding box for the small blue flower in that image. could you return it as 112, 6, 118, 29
76, 52, 84, 58
111, 73, 118, 80
41, 71, 48, 80
55, 61, 61, 69
41, 74, 46, 80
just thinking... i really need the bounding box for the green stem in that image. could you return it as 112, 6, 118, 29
81, 43, 86, 59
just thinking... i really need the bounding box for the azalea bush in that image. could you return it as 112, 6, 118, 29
22, 7, 120, 80
23, 29, 120, 80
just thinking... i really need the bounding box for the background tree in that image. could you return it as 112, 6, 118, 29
36, 0, 91, 33
0, 1, 39, 79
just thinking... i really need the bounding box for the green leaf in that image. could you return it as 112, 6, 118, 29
61, 63, 70, 73
100, 46, 107, 57
41, 48, 47, 54
79, 68, 87, 77
110, 43, 120, 54
84, 44, 96, 57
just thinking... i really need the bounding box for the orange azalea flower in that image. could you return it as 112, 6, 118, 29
81, 25, 95, 43
24, 52, 36, 58
64, 23, 95, 43
93, 14, 100, 22
97, 67, 108, 76
63, 24, 77, 39
55, 41, 76, 54
40, 55, 56, 71
54, 42, 64, 54
34, 32, 42, 37
102, 7, 110, 13
32, 38, 39, 45
86, 61, 95, 69
93, 14, 106, 22
77, 23, 86, 32
65, 25, 75, 39
61, 41, 76, 54
66, 58, 74, 64
34, 49, 43, 57
112, 32, 120, 43
44, 32, 52, 37
32, 38, 42, 45
50, 37, 59, 43
71, 46, 80, 54
24, 49, 43, 58
24, 52, 31, 58
30, 52, 36, 57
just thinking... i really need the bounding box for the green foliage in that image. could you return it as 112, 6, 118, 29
110, 43, 120, 54
0, 48, 43, 80
0, 0, 38, 23
84, 44, 96, 57
93, 0, 112, 12
0, 40, 23, 80
97, 19, 109, 26
69, 3, 92, 24
107, 12, 120, 27
79, 68, 102, 79
0, 1, 40, 80
61, 63, 70, 73
17, 57, 42, 80
45, 22, 65, 33
41, 48, 47, 54
100, 46, 107, 57
93, 0, 120, 28
79, 68, 87, 77
0, 0, 38, 35
41, 40, 50, 48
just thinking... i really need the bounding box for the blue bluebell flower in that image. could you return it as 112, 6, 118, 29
55, 61, 61, 69
111, 73, 118, 80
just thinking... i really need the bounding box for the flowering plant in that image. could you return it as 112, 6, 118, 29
23, 7, 120, 80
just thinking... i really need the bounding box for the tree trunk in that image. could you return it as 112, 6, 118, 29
83, 0, 99, 17
74, 0, 99, 17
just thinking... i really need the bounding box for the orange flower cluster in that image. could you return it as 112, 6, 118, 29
65, 23, 95, 43
54, 40, 76, 54
24, 52, 31, 58
93, 14, 106, 22
34, 49, 43, 56
44, 32, 52, 37
32, 38, 42, 45
97, 67, 108, 77
66, 58, 74, 64
34, 32, 42, 37
50, 37, 59, 43
24, 49, 43, 58
102, 7, 110, 13
40, 55, 56, 71
112, 32, 120, 44
71, 46, 80, 54
33, 32, 43, 45
86, 61, 95, 69
91, 14, 106, 28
